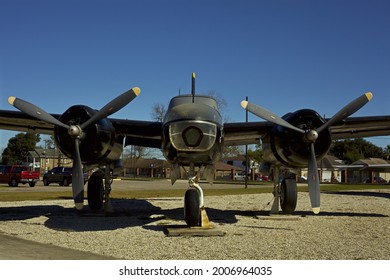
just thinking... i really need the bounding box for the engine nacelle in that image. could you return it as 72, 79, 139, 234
263, 109, 332, 168
54, 105, 123, 164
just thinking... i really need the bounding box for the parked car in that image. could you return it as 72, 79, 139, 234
365, 177, 388, 184
43, 166, 88, 186
256, 174, 271, 181
233, 172, 246, 180
0, 165, 40, 187
297, 176, 308, 182
374, 177, 388, 184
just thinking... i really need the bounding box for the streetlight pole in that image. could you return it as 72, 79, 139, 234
245, 96, 249, 189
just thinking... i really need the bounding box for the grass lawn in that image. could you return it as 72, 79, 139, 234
0, 180, 388, 202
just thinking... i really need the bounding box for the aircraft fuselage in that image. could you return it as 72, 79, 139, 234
162, 95, 223, 167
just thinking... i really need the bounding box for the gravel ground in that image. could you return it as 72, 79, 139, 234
0, 189, 389, 260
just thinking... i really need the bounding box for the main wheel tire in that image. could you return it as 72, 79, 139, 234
10, 177, 18, 187
87, 173, 104, 210
184, 189, 201, 227
280, 178, 298, 213
43, 178, 49, 186
63, 178, 70, 186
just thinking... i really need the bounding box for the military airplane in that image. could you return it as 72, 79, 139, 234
0, 73, 389, 227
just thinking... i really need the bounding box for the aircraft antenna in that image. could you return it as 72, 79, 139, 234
191, 72, 196, 103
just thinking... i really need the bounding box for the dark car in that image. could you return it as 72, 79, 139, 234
374, 177, 388, 184
43, 166, 88, 186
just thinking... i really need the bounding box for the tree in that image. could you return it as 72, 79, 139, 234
127, 102, 165, 160
207, 90, 229, 122
150, 103, 167, 122
1, 132, 41, 164
384, 145, 390, 160
248, 144, 263, 164
223, 145, 244, 159
330, 139, 384, 164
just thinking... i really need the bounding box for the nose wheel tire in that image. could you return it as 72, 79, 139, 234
184, 188, 201, 227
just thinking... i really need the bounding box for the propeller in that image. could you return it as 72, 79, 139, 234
8, 96, 69, 130
241, 92, 373, 214
240, 100, 305, 134
8, 87, 141, 210
308, 143, 320, 214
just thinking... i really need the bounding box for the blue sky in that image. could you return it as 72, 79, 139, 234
1, 0, 389, 149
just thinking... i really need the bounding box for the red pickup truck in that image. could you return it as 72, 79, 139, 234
0, 165, 40, 187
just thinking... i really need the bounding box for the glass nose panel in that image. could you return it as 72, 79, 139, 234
169, 121, 217, 151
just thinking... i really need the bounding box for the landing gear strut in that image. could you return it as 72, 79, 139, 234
182, 163, 212, 228
87, 167, 115, 215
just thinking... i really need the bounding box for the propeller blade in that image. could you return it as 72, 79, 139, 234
81, 87, 140, 130
72, 138, 84, 210
317, 92, 373, 134
8, 96, 69, 130
241, 100, 305, 134
307, 143, 320, 214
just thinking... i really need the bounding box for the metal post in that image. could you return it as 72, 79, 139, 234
245, 96, 249, 189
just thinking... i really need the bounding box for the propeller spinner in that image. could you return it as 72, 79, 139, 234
8, 87, 140, 210
241, 92, 373, 214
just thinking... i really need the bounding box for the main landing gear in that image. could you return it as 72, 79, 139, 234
270, 168, 298, 214
87, 167, 115, 215
184, 175, 212, 228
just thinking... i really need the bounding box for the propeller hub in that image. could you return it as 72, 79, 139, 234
68, 125, 85, 139
305, 130, 318, 143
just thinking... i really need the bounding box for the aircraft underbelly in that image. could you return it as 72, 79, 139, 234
176, 150, 218, 166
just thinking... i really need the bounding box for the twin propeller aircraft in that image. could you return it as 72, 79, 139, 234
1, 73, 389, 227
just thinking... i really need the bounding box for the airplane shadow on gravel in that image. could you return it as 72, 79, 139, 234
0, 197, 388, 233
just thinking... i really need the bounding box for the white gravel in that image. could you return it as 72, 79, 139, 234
0, 189, 389, 260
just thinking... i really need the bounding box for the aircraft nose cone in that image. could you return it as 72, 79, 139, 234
305, 130, 318, 143
68, 125, 83, 138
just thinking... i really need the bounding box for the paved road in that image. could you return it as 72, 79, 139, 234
0, 233, 117, 260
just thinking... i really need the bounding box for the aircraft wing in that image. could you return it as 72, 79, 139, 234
223, 115, 390, 146
329, 115, 390, 139
1, 109, 389, 148
0, 109, 163, 148
114, 114, 390, 150
110, 118, 162, 148
223, 121, 273, 146
0, 110, 56, 135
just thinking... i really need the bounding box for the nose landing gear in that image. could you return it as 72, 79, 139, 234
184, 175, 212, 228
